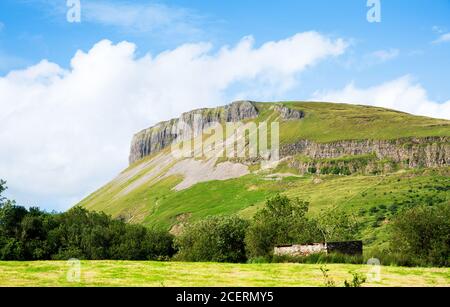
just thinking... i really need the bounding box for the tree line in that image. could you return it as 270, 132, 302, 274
0, 180, 174, 260
1, 180, 448, 266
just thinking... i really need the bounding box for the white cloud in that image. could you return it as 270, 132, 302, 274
82, 1, 202, 37
432, 33, 450, 44
312, 75, 450, 120
0, 32, 347, 210
432, 25, 446, 34
370, 48, 399, 62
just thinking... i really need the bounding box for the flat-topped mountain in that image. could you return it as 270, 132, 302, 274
78, 101, 450, 248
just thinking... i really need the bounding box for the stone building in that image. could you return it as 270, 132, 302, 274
274, 241, 363, 257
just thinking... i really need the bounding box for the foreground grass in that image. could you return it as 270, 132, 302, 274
0, 261, 448, 287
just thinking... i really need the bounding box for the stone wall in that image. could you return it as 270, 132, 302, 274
274, 243, 327, 257
274, 241, 363, 257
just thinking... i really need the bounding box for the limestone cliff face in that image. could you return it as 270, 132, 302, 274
129, 101, 259, 164
281, 137, 449, 169
274, 105, 305, 120
129, 101, 449, 170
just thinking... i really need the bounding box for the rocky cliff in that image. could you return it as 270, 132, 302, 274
129, 101, 449, 171
129, 101, 259, 164
281, 137, 449, 169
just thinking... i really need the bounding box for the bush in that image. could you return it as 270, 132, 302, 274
344, 272, 366, 287
390, 203, 450, 267
174, 215, 249, 263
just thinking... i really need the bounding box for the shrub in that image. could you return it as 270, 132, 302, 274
174, 215, 249, 263
390, 203, 450, 267
344, 272, 366, 287
307, 166, 317, 174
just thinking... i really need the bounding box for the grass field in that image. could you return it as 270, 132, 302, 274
0, 261, 448, 287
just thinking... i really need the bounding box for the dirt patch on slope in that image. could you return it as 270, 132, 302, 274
164, 158, 250, 191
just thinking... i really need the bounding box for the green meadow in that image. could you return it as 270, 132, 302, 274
80, 166, 450, 250
0, 261, 448, 287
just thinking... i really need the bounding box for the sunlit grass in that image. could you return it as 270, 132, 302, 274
0, 261, 448, 287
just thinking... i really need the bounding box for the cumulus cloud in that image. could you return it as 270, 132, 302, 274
312, 75, 450, 120
0, 32, 347, 210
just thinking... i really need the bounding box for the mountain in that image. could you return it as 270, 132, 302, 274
78, 101, 450, 249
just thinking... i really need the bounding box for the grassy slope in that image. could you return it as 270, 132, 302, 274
276, 102, 449, 143
78, 102, 450, 248
0, 261, 448, 287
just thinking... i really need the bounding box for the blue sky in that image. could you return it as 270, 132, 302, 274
1, 0, 449, 98
0, 0, 449, 211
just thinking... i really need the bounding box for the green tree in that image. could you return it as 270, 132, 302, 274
315, 208, 360, 242
390, 203, 450, 267
174, 215, 249, 263
0, 180, 6, 204
245, 194, 321, 259
0, 202, 28, 238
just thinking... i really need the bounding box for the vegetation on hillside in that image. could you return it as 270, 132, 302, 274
1, 180, 449, 267
78, 166, 449, 254
78, 102, 450, 222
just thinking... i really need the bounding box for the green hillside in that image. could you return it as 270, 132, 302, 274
258, 102, 449, 143
78, 102, 450, 250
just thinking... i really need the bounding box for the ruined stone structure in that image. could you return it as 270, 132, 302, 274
274, 241, 363, 257
274, 243, 327, 257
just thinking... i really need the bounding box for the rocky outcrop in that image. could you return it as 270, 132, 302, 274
225, 100, 259, 122
129, 101, 259, 164
281, 137, 450, 169
274, 105, 305, 120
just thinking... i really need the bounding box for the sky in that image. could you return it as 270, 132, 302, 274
0, 0, 449, 211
